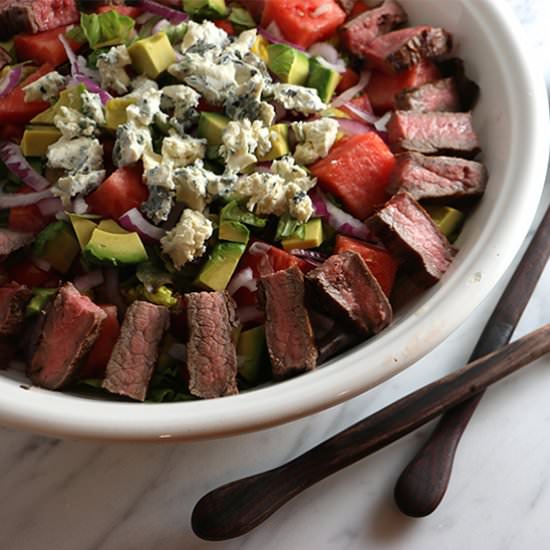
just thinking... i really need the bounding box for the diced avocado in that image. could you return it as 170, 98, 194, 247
237, 325, 269, 385
31, 84, 85, 125
282, 218, 324, 250
306, 57, 341, 103
20, 126, 62, 157
127, 284, 178, 308
69, 214, 99, 250
198, 112, 230, 146
321, 107, 351, 119
183, 0, 228, 19
104, 97, 136, 131
26, 288, 57, 317
195, 242, 245, 291
128, 32, 176, 79
425, 205, 465, 243
84, 228, 148, 265
38, 224, 80, 273
251, 35, 269, 63
97, 219, 129, 234
267, 44, 310, 85
258, 123, 290, 162
219, 221, 250, 244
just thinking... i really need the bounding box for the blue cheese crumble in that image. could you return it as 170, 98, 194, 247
265, 84, 326, 115
291, 118, 339, 165
97, 45, 132, 95
23, 71, 66, 103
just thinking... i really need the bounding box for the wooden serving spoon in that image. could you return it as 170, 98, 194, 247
192, 322, 550, 541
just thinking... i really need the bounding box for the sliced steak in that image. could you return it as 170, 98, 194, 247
0, 0, 79, 40
387, 111, 481, 157
102, 300, 169, 402
0, 281, 32, 337
367, 192, 456, 285
395, 78, 461, 112
0, 228, 33, 260
186, 291, 239, 399
437, 57, 480, 111
307, 252, 392, 336
387, 152, 488, 201
362, 26, 452, 74
28, 283, 106, 390
258, 266, 318, 379
341, 0, 408, 57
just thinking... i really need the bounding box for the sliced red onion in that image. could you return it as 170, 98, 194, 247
0, 188, 53, 209
0, 65, 22, 98
58, 33, 79, 75
142, 0, 188, 23
375, 111, 393, 132
227, 267, 257, 296
55, 211, 69, 221
136, 12, 156, 24
258, 24, 306, 52
309, 187, 371, 241
237, 305, 264, 325
37, 197, 63, 216
74, 270, 104, 293
255, 162, 272, 173
248, 241, 274, 276
308, 42, 346, 74
69, 76, 112, 105
341, 102, 377, 125
32, 256, 52, 272
289, 249, 328, 263
72, 196, 89, 214
167, 342, 187, 362
337, 118, 373, 136
332, 71, 371, 107
152, 18, 171, 35
0, 142, 51, 191
119, 207, 166, 243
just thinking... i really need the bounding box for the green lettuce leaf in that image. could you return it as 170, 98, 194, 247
275, 213, 304, 241
220, 200, 267, 228
80, 11, 135, 49
229, 5, 256, 29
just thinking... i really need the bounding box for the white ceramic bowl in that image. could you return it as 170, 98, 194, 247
1, 0, 548, 441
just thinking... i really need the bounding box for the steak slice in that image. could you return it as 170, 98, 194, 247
395, 78, 461, 112
437, 58, 480, 111
102, 300, 169, 402
341, 0, 408, 57
0, 281, 32, 337
387, 152, 488, 201
258, 265, 318, 379
387, 111, 481, 157
28, 283, 107, 390
0, 0, 79, 40
186, 291, 239, 399
0, 228, 33, 260
307, 252, 392, 336
367, 192, 456, 285
362, 26, 452, 74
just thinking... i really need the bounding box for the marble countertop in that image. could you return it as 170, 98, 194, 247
2, 2, 549, 549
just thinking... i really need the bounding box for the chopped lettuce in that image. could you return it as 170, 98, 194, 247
136, 261, 173, 292
229, 5, 256, 29
220, 201, 267, 228
26, 288, 57, 317
80, 11, 135, 49
126, 283, 178, 308
164, 22, 189, 44
275, 213, 304, 241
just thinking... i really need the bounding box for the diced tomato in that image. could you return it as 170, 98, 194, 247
14, 26, 82, 68
262, 0, 346, 48
97, 5, 144, 17
366, 59, 441, 114
0, 124, 24, 142
86, 164, 148, 220
349, 1, 369, 18
8, 261, 59, 288
0, 63, 54, 125
8, 187, 52, 235
335, 68, 360, 94
214, 19, 236, 35
339, 92, 374, 120
334, 235, 398, 296
310, 133, 395, 220
80, 305, 121, 379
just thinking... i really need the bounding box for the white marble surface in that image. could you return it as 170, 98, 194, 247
1, 2, 549, 549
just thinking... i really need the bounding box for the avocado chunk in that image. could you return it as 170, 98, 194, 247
195, 242, 245, 291
425, 205, 465, 243
258, 123, 290, 162
20, 126, 62, 157
104, 97, 136, 130
251, 35, 269, 63
36, 223, 80, 273
282, 218, 324, 250
68, 214, 99, 250
84, 228, 148, 265
97, 219, 129, 234
31, 84, 85, 125
183, 0, 228, 18
197, 112, 230, 146
267, 44, 310, 85
219, 221, 250, 244
321, 107, 351, 119
306, 57, 341, 103
237, 325, 269, 385
26, 288, 57, 317
128, 32, 176, 79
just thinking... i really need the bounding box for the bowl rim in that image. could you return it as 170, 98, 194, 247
0, 0, 549, 442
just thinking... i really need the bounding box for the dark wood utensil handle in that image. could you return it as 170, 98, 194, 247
394, 204, 550, 517
192, 324, 550, 541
